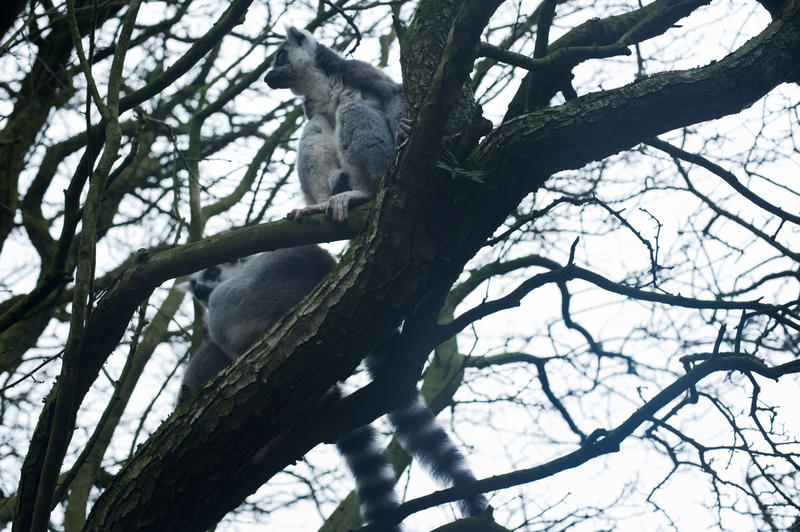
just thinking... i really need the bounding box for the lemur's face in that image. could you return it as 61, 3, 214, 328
264, 26, 317, 93
182, 257, 251, 307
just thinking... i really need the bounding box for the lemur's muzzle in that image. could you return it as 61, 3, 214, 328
264, 69, 290, 89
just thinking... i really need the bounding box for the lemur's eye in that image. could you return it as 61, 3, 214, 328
204, 266, 221, 281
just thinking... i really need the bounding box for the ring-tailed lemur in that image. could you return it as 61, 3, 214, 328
179, 246, 488, 525
179, 256, 252, 395
178, 246, 400, 530
265, 27, 409, 222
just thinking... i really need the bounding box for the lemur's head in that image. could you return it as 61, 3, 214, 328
178, 257, 252, 308
264, 26, 318, 94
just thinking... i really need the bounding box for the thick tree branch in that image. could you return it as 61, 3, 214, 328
504, 0, 712, 119
478, 41, 632, 72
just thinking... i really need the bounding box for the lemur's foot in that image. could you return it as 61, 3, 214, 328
286, 205, 326, 220
396, 117, 413, 146
325, 196, 349, 223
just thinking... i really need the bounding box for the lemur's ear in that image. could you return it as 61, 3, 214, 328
285, 26, 307, 45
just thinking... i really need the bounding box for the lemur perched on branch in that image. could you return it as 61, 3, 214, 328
179, 245, 488, 527
178, 246, 401, 530
265, 26, 409, 222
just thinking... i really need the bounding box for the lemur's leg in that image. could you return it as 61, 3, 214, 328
288, 115, 341, 220
178, 337, 231, 403
383, 91, 410, 146
326, 102, 395, 222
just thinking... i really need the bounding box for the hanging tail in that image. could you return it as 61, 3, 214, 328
365, 351, 488, 517
328, 385, 402, 531
387, 393, 488, 517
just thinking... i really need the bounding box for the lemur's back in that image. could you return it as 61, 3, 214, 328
207, 245, 336, 358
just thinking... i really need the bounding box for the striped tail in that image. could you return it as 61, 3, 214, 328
365, 350, 488, 516
387, 393, 488, 517
329, 386, 402, 530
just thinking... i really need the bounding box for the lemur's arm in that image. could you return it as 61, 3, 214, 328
339, 59, 409, 143
178, 338, 231, 402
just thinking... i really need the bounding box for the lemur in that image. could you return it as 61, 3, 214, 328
179, 257, 251, 394
178, 246, 401, 529
179, 246, 488, 525
264, 26, 409, 222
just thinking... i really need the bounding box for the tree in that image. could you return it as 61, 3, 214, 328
0, 0, 798, 530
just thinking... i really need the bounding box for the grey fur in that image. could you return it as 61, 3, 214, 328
206, 245, 335, 357
265, 27, 407, 222
179, 337, 230, 400
177, 256, 253, 401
